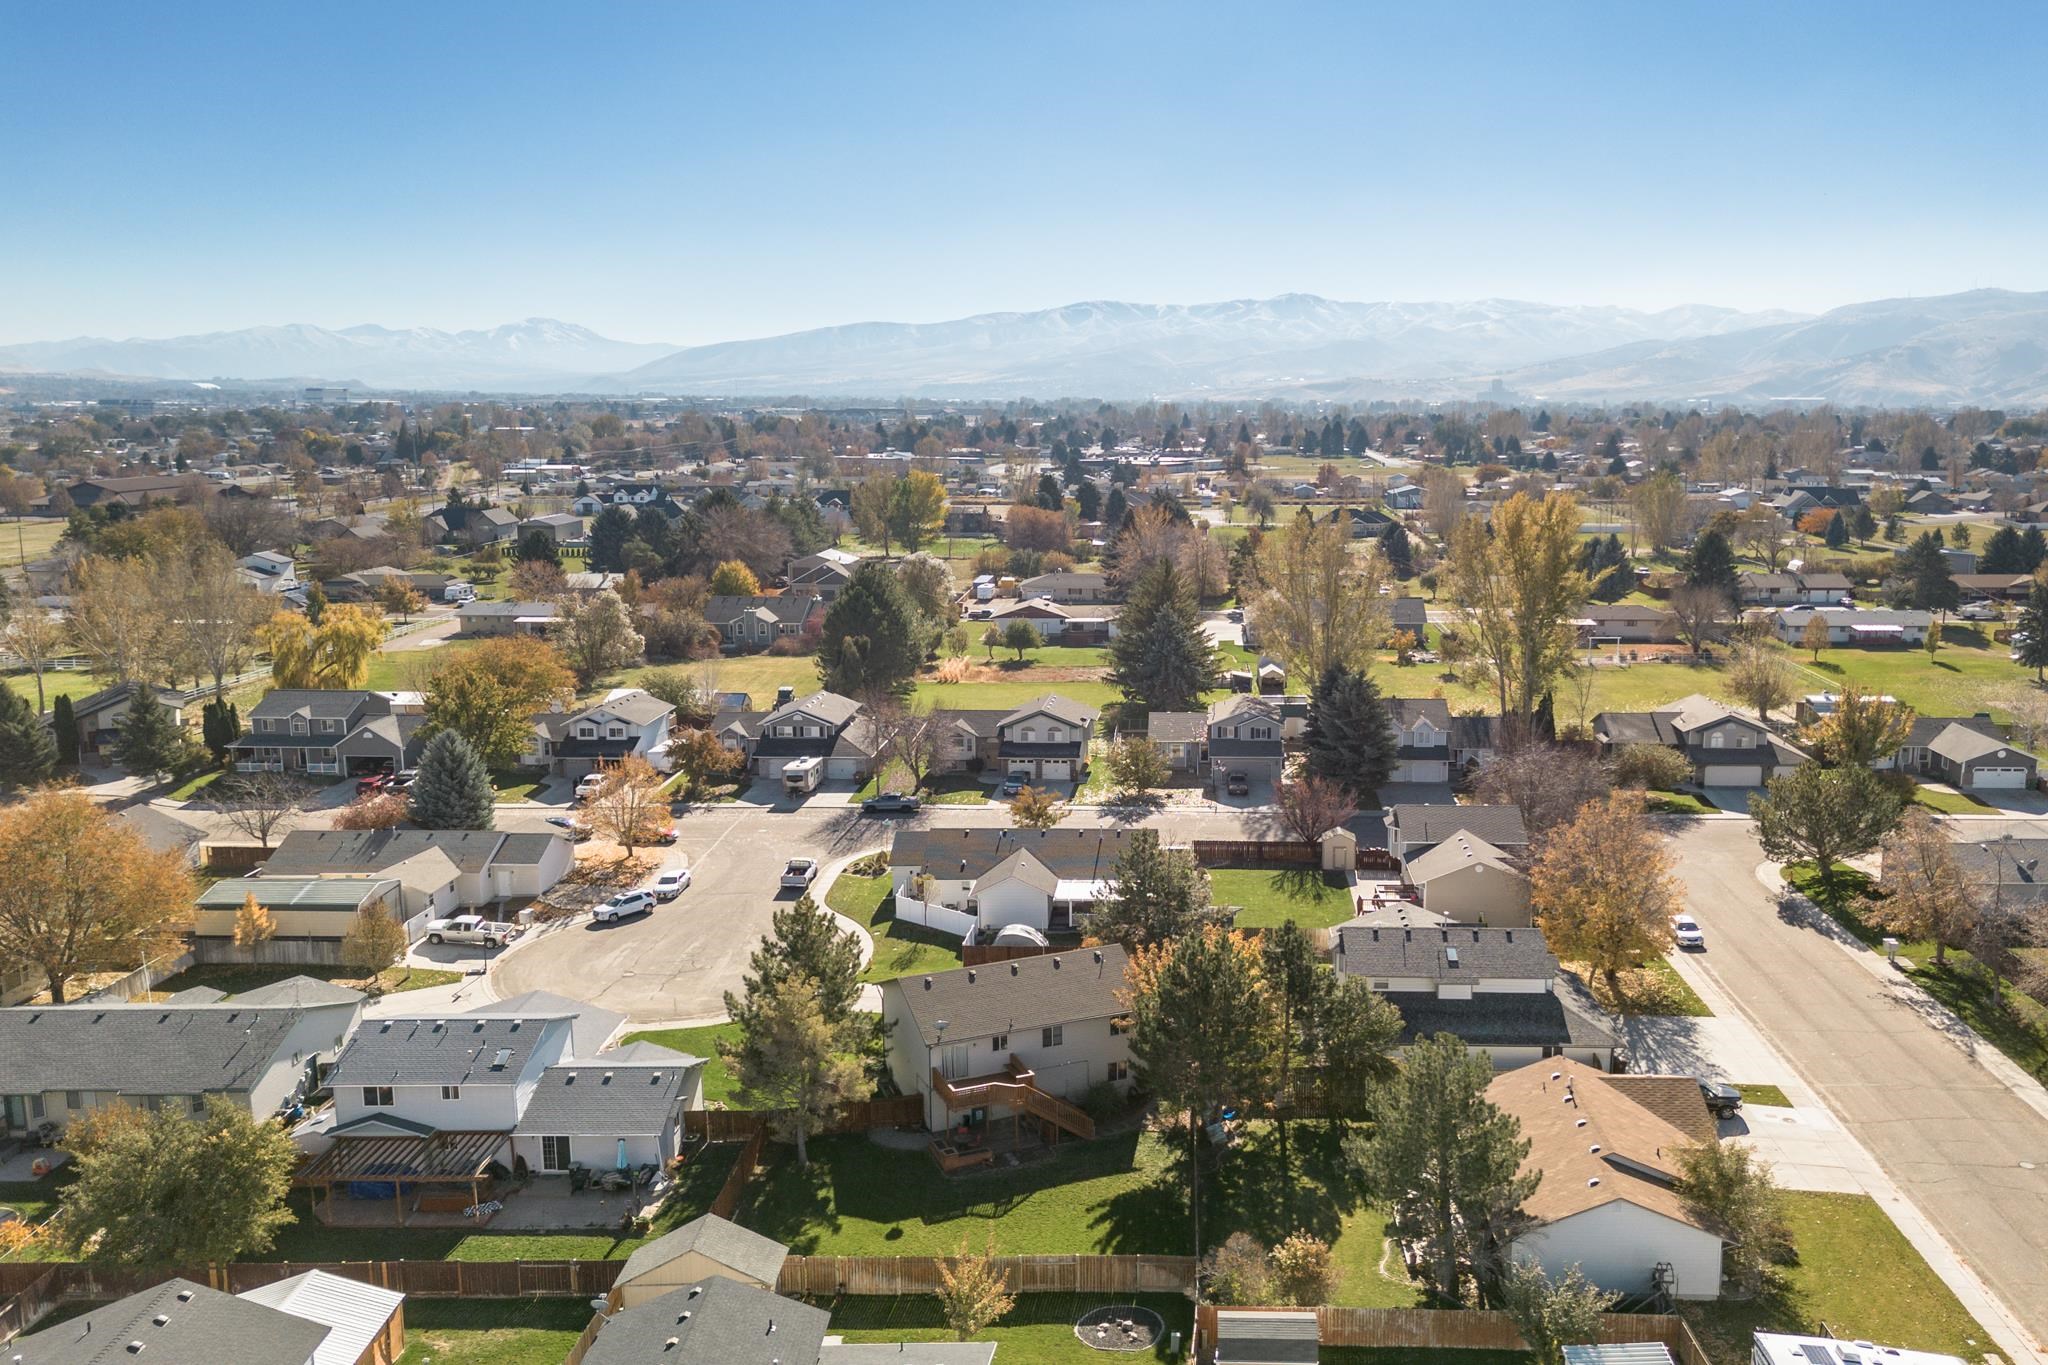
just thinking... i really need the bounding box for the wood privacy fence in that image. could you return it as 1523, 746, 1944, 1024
684, 1096, 923, 1144
561, 1307, 607, 1365
776, 1254, 1199, 1298
1192, 1305, 1711, 1365
706, 1127, 767, 1221
1192, 839, 1318, 867
961, 943, 1055, 966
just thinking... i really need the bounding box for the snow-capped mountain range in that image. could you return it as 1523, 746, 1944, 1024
5, 290, 2047, 406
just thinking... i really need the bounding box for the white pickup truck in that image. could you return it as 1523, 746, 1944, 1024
424, 915, 519, 947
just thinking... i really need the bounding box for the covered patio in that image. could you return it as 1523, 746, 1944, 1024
295, 1129, 510, 1226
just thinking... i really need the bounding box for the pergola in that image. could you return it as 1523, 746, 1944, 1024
295, 1130, 509, 1225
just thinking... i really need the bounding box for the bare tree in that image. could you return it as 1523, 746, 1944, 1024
1737, 508, 1793, 572
1274, 774, 1357, 845
1473, 742, 1612, 843
1, 605, 69, 714
1666, 584, 1727, 658
212, 772, 313, 850
168, 544, 271, 691
1871, 809, 1982, 967
584, 755, 670, 856
1726, 639, 1796, 723
873, 705, 951, 794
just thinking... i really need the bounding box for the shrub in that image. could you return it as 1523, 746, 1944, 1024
1080, 1080, 1126, 1122
333, 791, 409, 830
1610, 742, 1694, 790
1268, 1231, 1338, 1305
1201, 1232, 1269, 1305
847, 851, 890, 877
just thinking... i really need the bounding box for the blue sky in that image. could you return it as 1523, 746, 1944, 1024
3, 1, 2045, 345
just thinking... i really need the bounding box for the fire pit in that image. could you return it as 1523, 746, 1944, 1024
1073, 1304, 1165, 1352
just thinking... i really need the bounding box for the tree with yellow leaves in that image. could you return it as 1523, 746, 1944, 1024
1446, 491, 1593, 734
1530, 789, 1679, 997
232, 892, 276, 948
259, 604, 388, 689
935, 1235, 1016, 1341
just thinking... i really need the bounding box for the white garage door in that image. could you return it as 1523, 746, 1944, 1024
758, 758, 792, 779
1395, 760, 1450, 784
1040, 760, 1071, 781
825, 757, 863, 780
1701, 765, 1763, 786
1971, 766, 2031, 789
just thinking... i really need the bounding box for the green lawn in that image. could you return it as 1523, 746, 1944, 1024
1911, 785, 1994, 814
821, 1293, 1194, 1364
1209, 868, 1356, 929
1737, 1083, 1793, 1107
1644, 790, 1719, 815
358, 637, 483, 693
490, 767, 550, 801
1685, 1191, 1995, 1362
855, 766, 988, 804
150, 961, 461, 998
395, 1299, 593, 1365
623, 1022, 741, 1104
165, 766, 229, 801
6, 668, 114, 711
0, 515, 68, 568
826, 871, 962, 982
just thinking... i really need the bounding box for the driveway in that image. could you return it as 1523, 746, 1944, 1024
1665, 820, 2048, 1359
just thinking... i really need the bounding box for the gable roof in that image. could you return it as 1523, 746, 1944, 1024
1928, 722, 2029, 765
577, 689, 675, 727
1386, 697, 1452, 729
889, 945, 1130, 1046
703, 594, 820, 626
1386, 803, 1528, 849
14, 1277, 330, 1365
327, 1014, 572, 1089
514, 1058, 695, 1138
468, 991, 624, 1058
615, 1213, 791, 1290
1143, 710, 1207, 743
246, 689, 380, 722
261, 829, 564, 877
997, 694, 1099, 731
1402, 832, 1524, 886
581, 1278, 827, 1365
237, 1271, 405, 1365
890, 826, 1136, 883
763, 689, 861, 729
1332, 924, 1555, 980
0, 1001, 337, 1098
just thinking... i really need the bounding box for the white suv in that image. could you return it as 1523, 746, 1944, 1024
594, 890, 656, 923
653, 868, 693, 901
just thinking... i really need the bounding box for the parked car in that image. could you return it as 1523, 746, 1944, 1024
1671, 914, 1705, 949
356, 768, 396, 794
594, 890, 656, 923
544, 815, 592, 841
999, 775, 1027, 797
1698, 1079, 1743, 1119
780, 857, 819, 889
652, 867, 693, 900
575, 772, 610, 802
1225, 770, 1250, 797
425, 915, 516, 947
862, 792, 923, 814
1958, 600, 2003, 621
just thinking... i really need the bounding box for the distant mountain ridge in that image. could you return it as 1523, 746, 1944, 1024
4, 290, 2047, 406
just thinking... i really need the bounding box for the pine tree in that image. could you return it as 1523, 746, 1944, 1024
1979, 525, 2025, 574
408, 730, 495, 830
1105, 558, 1221, 712
201, 697, 241, 762
2016, 582, 2048, 681
1823, 508, 1849, 549
0, 687, 57, 788
50, 693, 78, 766
1895, 531, 1960, 615
111, 696, 197, 784
818, 562, 928, 700
1301, 664, 1398, 805
1378, 521, 1413, 577
1088, 829, 1221, 948
1683, 529, 1739, 598
2022, 527, 2048, 572
303, 579, 327, 625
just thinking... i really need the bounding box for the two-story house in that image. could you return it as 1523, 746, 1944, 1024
992, 695, 1098, 784
1203, 693, 1291, 791
718, 689, 878, 782
238, 549, 300, 595
702, 594, 824, 652
1332, 924, 1616, 1071
889, 827, 1137, 935
524, 688, 675, 777
1592, 693, 1807, 788
881, 948, 1131, 1141
227, 690, 426, 778
783, 549, 862, 601
1385, 803, 1528, 865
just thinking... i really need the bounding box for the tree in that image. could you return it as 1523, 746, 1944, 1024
59, 1095, 298, 1263
66, 555, 174, 683
340, 902, 408, 983
1796, 688, 1915, 767
1683, 528, 1739, 599
1314, 975, 1404, 1118
708, 559, 760, 597
233, 891, 276, 948
1201, 1232, 1271, 1305
887, 470, 949, 553
1871, 808, 1983, 967
111, 694, 200, 783
50, 691, 78, 766
1472, 742, 1611, 841
1823, 507, 1850, 549
2014, 581, 2048, 680
515, 528, 561, 566
1275, 774, 1357, 845
553, 589, 644, 685
587, 506, 636, 572
1009, 784, 1064, 830
333, 790, 410, 830
1268, 1232, 1338, 1306
1665, 584, 1725, 658
375, 577, 426, 623
935, 1236, 1016, 1341
259, 604, 387, 689
0, 789, 193, 1003
1248, 513, 1390, 680
1673, 1138, 1789, 1294
1893, 531, 1959, 616
1737, 509, 1793, 572
409, 729, 496, 830
200, 695, 242, 762
1106, 557, 1221, 712
1300, 664, 1398, 804
1126, 926, 1271, 1258
1530, 791, 1679, 996
1447, 493, 1590, 730
1609, 742, 1694, 791
584, 755, 670, 855
1801, 612, 1830, 662
0, 685, 56, 788
819, 562, 929, 700
1751, 763, 1904, 890
980, 623, 1004, 660
509, 557, 567, 600
423, 637, 577, 769
1498, 1263, 1618, 1365
1088, 828, 1219, 948
213, 771, 311, 850
1726, 638, 1795, 723
1102, 735, 1168, 799
1379, 521, 1414, 577
669, 727, 746, 799
1630, 470, 1687, 550
2, 603, 69, 714
1001, 619, 1038, 661
1353, 1033, 1538, 1305
851, 476, 896, 554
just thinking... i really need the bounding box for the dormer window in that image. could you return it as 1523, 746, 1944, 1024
608, 726, 625, 739
290, 717, 308, 735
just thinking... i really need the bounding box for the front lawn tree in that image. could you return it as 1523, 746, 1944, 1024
423, 636, 577, 769
1530, 790, 1679, 996
584, 755, 670, 855
873, 704, 949, 794
1008, 784, 1064, 830
111, 695, 201, 784
1106, 557, 1221, 711
212, 771, 312, 850
0, 790, 194, 1003
1751, 763, 1904, 889
60, 1095, 299, 1263
1796, 688, 1915, 768
1871, 807, 1982, 966
1353, 1032, 1538, 1306
1674, 1138, 1789, 1294
1103, 734, 1169, 799
409, 729, 496, 830
1274, 773, 1357, 845
340, 902, 408, 983
1001, 619, 1039, 661
1301, 663, 1398, 804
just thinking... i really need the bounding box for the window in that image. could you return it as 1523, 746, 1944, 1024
1106, 1061, 1129, 1083
608, 726, 625, 739
957, 735, 974, 751
577, 725, 596, 739
1110, 1018, 1130, 1037
988, 1033, 1009, 1052
64, 1090, 81, 1110
540, 1135, 572, 1171
189, 1095, 206, 1115
319, 718, 339, 733
1021, 727, 1036, 741
362, 1086, 393, 1107
1738, 733, 1754, 748
1041, 1025, 1064, 1048
442, 1086, 462, 1100
1250, 726, 1272, 740
1371, 980, 1390, 991
1708, 733, 1725, 749
290, 717, 308, 735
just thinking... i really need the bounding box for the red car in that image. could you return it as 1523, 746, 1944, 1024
355, 771, 394, 795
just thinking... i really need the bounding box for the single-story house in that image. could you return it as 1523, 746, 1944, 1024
62, 681, 188, 759
1578, 602, 1679, 644
1489, 1059, 1725, 1300
256, 829, 574, 920
518, 512, 585, 545
889, 826, 1138, 935
1772, 606, 1930, 647
455, 599, 562, 636
1390, 596, 1429, 636
1952, 573, 2034, 602
1016, 569, 1112, 603
703, 593, 824, 652
582, 1276, 985, 1365
1891, 716, 2039, 791
1737, 571, 1853, 606
610, 1214, 791, 1307
986, 596, 1120, 643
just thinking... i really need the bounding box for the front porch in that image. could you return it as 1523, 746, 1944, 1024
233, 745, 343, 776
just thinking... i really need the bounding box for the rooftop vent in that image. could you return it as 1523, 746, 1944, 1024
602, 1071, 614, 1084
127, 1342, 145, 1355
152, 1316, 168, 1326
688, 1285, 702, 1298
1575, 1118, 1588, 1128
1550, 1071, 1562, 1081
922, 976, 933, 991
1587, 1177, 1601, 1187
175, 1291, 193, 1303
1093, 949, 1103, 964
1589, 1144, 1602, 1154
1010, 964, 1019, 976
1051, 956, 1061, 969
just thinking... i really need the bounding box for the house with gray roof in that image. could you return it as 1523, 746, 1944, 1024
227, 689, 425, 779
1333, 924, 1617, 1071
12, 1278, 333, 1365
510, 1041, 702, 1174
1592, 693, 1806, 789
1385, 804, 1528, 864
703, 593, 825, 652
889, 827, 1138, 934
454, 598, 561, 637
612, 1213, 791, 1305
523, 687, 675, 776
1886, 713, 2038, 792
0, 985, 362, 1138
257, 828, 573, 921
990, 694, 1098, 784
196, 875, 405, 948
719, 690, 878, 783
582, 1279, 829, 1365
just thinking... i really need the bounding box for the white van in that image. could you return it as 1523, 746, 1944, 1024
781, 756, 824, 795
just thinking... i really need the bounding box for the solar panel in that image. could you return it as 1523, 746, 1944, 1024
1802, 1345, 1839, 1365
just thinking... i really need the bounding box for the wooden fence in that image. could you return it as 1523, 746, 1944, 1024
1192, 838, 1317, 867
961, 943, 1055, 966
706, 1127, 766, 1221
562, 1306, 607, 1365
776, 1253, 1199, 1298
75, 952, 195, 1004
684, 1096, 923, 1144
1192, 1305, 1711, 1364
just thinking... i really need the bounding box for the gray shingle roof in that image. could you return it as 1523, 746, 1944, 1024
468, 991, 624, 1058
704, 594, 819, 626
261, 829, 561, 877
1385, 990, 1617, 1051
231, 977, 368, 1009
514, 1060, 693, 1137
14, 1278, 331, 1365
1386, 804, 1528, 849
582, 1278, 825, 1365
245, 689, 378, 722
615, 1214, 791, 1290
1333, 925, 1556, 981
999, 694, 1099, 731
1142, 710, 1207, 743
0, 1002, 338, 1097
327, 1015, 573, 1088
890, 827, 1136, 883
1386, 698, 1452, 729
891, 945, 1129, 1046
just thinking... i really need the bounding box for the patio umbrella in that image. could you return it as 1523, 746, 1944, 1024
616, 1139, 628, 1170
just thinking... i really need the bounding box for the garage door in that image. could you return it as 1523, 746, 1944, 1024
1395, 760, 1449, 783
1701, 765, 1763, 786
1040, 761, 1071, 781
758, 758, 792, 779
1971, 766, 2031, 789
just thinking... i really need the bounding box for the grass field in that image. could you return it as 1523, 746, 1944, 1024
826, 870, 962, 982
1737, 1082, 1793, 1107
820, 1293, 1195, 1364
394, 1299, 593, 1365
622, 1022, 741, 1103
1571, 956, 1714, 1017
4, 666, 111, 710
0, 516, 67, 569
1210, 867, 1355, 929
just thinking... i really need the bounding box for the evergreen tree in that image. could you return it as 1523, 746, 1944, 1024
514, 529, 560, 565
408, 730, 495, 830
111, 696, 197, 784
1103, 484, 1127, 528
2023, 526, 2048, 573
1105, 558, 1221, 712
1301, 664, 1398, 805
1035, 473, 1064, 511
1823, 509, 1849, 550
817, 561, 928, 700
1087, 829, 1223, 948
302, 579, 327, 625
1683, 528, 1739, 599
2016, 582, 2048, 681
50, 693, 78, 766
1378, 521, 1413, 577
586, 506, 635, 573
1894, 531, 1960, 615
1579, 533, 1631, 602
1980, 525, 2026, 573
201, 697, 241, 763
0, 687, 57, 788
